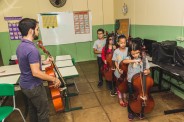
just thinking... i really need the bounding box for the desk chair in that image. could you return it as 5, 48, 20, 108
0, 84, 26, 122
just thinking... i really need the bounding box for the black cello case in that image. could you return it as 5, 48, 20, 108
152, 40, 177, 64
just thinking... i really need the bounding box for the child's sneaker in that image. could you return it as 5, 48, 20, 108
110, 91, 116, 97
128, 113, 134, 121
135, 113, 145, 120
97, 81, 103, 87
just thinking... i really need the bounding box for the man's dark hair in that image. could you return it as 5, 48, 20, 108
97, 28, 104, 34
18, 18, 38, 36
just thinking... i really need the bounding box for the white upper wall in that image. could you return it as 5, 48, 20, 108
0, 0, 114, 32
114, 0, 184, 26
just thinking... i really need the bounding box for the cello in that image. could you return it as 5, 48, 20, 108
37, 40, 66, 112
116, 61, 128, 93
129, 47, 155, 114
103, 48, 114, 81
103, 32, 116, 81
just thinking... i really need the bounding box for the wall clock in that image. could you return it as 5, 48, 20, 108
49, 0, 67, 8
122, 3, 128, 15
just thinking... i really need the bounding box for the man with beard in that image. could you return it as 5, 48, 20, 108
16, 18, 61, 122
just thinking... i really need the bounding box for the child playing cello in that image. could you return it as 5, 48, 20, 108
123, 42, 151, 121
112, 35, 128, 106
101, 33, 116, 96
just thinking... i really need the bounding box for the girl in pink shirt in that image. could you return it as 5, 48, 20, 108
101, 34, 116, 96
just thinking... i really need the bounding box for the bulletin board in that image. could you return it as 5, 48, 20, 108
4, 17, 22, 40
38, 11, 92, 46
115, 18, 130, 38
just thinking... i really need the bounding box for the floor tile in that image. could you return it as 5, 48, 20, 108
103, 103, 129, 122
85, 72, 99, 83
72, 107, 110, 122
90, 82, 108, 92
50, 112, 65, 122
148, 114, 184, 122
95, 91, 118, 106
70, 93, 100, 109
68, 82, 93, 95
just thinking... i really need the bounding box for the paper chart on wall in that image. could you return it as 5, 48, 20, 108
74, 11, 90, 34
42, 15, 58, 28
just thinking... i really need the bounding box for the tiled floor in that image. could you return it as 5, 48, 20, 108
4, 60, 184, 122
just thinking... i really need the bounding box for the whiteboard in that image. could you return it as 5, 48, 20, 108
38, 11, 92, 45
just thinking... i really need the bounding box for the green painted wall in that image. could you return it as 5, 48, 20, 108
0, 24, 115, 65
130, 24, 184, 47
0, 32, 21, 65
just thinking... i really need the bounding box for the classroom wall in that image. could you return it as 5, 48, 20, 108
0, 0, 115, 65
114, 0, 184, 46
115, 0, 184, 99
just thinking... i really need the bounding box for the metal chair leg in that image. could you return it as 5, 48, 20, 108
14, 108, 26, 122
74, 81, 79, 93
